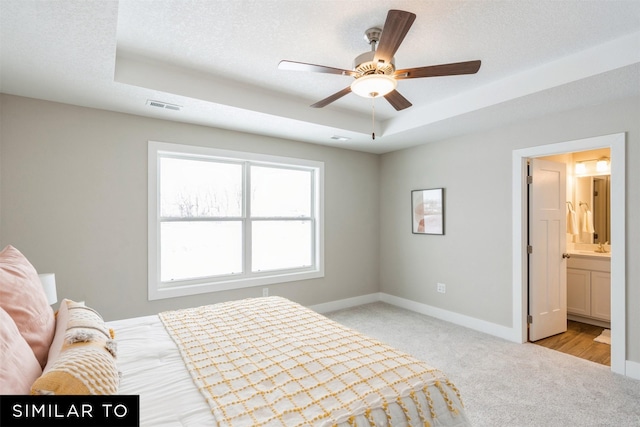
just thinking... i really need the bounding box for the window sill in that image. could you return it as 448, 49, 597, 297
148, 269, 324, 301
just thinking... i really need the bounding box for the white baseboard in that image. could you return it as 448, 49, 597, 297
310, 292, 520, 342
626, 360, 640, 380
308, 293, 380, 314
379, 293, 518, 342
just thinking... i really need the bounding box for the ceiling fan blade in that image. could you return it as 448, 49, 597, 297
394, 60, 481, 79
374, 10, 416, 64
278, 60, 357, 77
384, 90, 412, 111
311, 86, 352, 108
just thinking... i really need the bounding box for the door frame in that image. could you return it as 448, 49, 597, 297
512, 133, 626, 374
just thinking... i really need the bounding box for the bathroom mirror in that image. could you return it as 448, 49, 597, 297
575, 175, 610, 244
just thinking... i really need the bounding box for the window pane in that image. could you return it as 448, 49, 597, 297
252, 221, 312, 272
160, 157, 242, 218
161, 221, 242, 281
251, 166, 311, 217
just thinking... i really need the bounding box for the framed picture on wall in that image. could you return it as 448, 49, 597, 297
411, 188, 444, 235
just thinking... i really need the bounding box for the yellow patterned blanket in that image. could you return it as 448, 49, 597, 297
159, 297, 469, 427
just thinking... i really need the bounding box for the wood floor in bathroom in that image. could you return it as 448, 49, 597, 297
532, 320, 610, 366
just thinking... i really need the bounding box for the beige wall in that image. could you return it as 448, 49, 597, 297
379, 95, 640, 363
0, 95, 380, 320
2, 93, 638, 365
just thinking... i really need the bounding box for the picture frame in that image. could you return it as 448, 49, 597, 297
411, 188, 444, 235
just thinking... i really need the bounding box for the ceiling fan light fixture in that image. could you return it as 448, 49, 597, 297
278, 10, 480, 111
350, 74, 397, 98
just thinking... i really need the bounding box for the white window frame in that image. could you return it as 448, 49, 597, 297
148, 141, 324, 300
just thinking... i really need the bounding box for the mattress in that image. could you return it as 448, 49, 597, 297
108, 297, 469, 426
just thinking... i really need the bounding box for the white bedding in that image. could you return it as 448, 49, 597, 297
107, 314, 218, 426
108, 299, 470, 427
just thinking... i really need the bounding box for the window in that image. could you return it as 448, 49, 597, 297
148, 141, 324, 300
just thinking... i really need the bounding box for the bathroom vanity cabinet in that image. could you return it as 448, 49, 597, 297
567, 255, 611, 326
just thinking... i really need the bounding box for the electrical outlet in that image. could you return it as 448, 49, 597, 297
262, 288, 269, 297
437, 283, 446, 294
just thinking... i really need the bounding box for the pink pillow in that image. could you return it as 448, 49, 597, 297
0, 306, 43, 394
0, 245, 55, 368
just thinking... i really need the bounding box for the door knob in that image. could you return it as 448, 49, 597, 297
562, 253, 571, 259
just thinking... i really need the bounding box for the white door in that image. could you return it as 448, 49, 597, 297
529, 158, 567, 341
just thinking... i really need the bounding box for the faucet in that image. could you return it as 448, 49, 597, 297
595, 241, 609, 253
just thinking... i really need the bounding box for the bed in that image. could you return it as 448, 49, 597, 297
113, 296, 469, 426
1, 245, 469, 426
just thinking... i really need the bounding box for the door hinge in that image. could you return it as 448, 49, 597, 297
527, 245, 533, 254
527, 175, 533, 184
527, 315, 533, 324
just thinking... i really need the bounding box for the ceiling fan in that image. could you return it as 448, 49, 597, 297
278, 9, 481, 111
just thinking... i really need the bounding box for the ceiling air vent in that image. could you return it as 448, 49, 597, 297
330, 135, 351, 141
146, 100, 182, 111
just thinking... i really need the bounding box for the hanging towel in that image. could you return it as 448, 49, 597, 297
567, 205, 579, 235
582, 210, 595, 233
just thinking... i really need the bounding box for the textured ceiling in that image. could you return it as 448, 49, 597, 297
1, 0, 639, 153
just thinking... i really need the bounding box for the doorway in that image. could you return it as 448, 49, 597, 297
511, 133, 626, 375
528, 151, 611, 365
529, 149, 611, 345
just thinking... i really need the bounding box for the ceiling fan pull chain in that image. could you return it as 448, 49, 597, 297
371, 97, 376, 140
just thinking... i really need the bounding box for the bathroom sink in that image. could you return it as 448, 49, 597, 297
570, 250, 611, 258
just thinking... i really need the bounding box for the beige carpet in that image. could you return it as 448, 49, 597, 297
325, 302, 640, 427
